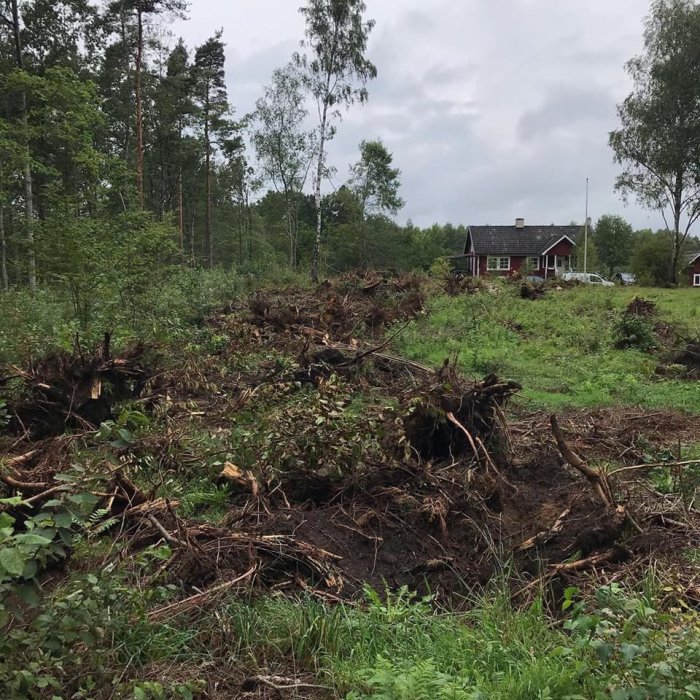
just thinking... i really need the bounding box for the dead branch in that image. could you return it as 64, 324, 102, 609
147, 565, 257, 622
551, 549, 618, 572
246, 675, 329, 692
607, 459, 700, 478
446, 411, 479, 459
517, 508, 571, 551
550, 415, 615, 506
0, 473, 52, 491
1, 450, 38, 467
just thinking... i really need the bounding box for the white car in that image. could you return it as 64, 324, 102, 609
561, 272, 614, 287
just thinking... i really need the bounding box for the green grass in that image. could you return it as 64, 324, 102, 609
397, 284, 700, 412
4, 566, 699, 699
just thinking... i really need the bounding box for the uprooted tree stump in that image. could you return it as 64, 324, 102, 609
673, 339, 700, 378
403, 368, 521, 465
1, 338, 152, 438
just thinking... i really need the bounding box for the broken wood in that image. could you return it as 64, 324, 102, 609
517, 508, 571, 551
550, 415, 615, 506
147, 565, 257, 622
217, 462, 259, 498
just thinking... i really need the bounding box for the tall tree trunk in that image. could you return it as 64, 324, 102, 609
10, 0, 35, 290
203, 88, 213, 268
671, 177, 683, 285
311, 103, 328, 284
135, 3, 145, 209
0, 197, 8, 292
237, 203, 243, 264
204, 137, 212, 267
178, 169, 184, 256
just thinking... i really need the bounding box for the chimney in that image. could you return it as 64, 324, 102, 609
515, 217, 525, 229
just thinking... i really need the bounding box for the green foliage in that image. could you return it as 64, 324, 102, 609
610, 0, 700, 283
206, 583, 700, 699
565, 582, 700, 699
96, 408, 151, 448
613, 312, 656, 351
397, 283, 700, 412
630, 230, 674, 286
348, 658, 473, 700
234, 373, 388, 479
594, 214, 634, 276
132, 680, 205, 700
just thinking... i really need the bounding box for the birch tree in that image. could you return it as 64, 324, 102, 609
295, 0, 376, 282
253, 64, 315, 269
0, 0, 36, 289
609, 0, 700, 284
349, 139, 403, 267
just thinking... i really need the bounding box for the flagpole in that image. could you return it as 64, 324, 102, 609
584, 178, 589, 274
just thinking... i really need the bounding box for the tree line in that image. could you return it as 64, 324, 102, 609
1, 0, 699, 306
574, 214, 699, 285
0, 0, 454, 303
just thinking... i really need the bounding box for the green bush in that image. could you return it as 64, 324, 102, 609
613, 313, 656, 351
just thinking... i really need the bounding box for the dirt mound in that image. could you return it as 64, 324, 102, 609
626, 296, 657, 317
673, 339, 700, 378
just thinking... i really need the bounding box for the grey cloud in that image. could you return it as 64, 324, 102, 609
517, 85, 617, 141
174, 0, 663, 231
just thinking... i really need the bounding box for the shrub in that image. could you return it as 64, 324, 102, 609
613, 313, 656, 351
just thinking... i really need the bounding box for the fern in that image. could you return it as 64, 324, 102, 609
87, 509, 119, 536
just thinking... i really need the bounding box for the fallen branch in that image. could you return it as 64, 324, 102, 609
551, 548, 619, 572
147, 565, 257, 622
515, 548, 619, 598
550, 415, 614, 506
517, 508, 571, 551
246, 675, 329, 692
607, 459, 700, 478
0, 473, 52, 491
1, 450, 38, 468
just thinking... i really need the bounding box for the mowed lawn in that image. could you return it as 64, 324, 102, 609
397, 284, 700, 412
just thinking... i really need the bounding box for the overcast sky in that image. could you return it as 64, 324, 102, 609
172, 0, 662, 230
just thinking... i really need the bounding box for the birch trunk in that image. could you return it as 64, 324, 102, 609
135, 3, 145, 209
0, 197, 8, 292
10, 0, 35, 290
671, 177, 683, 285
310, 103, 328, 284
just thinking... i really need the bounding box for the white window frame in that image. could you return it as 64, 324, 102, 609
694, 274, 700, 287
487, 257, 511, 271
528, 257, 539, 269
546, 255, 556, 270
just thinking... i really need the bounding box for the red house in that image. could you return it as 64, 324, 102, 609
453, 219, 578, 278
686, 252, 700, 287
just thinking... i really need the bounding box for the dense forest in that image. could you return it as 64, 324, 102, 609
0, 0, 467, 297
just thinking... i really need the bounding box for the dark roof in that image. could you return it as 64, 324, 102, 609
685, 251, 700, 266
466, 225, 579, 256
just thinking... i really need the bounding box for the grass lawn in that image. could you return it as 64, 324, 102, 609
397, 284, 700, 412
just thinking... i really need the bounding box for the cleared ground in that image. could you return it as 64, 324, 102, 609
0, 274, 699, 698
398, 284, 700, 411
